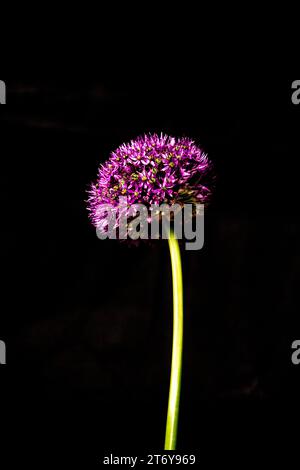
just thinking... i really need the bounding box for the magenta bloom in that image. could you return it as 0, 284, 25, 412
87, 133, 213, 230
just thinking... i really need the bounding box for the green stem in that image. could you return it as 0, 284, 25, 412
164, 230, 184, 451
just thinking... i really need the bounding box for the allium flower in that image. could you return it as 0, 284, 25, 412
86, 133, 215, 451
87, 133, 213, 231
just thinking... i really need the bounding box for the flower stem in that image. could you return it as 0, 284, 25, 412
165, 231, 183, 451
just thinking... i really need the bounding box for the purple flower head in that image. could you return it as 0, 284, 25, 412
87, 133, 214, 233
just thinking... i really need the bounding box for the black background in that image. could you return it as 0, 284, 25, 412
0, 79, 299, 466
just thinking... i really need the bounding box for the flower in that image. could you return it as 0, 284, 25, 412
87, 133, 213, 231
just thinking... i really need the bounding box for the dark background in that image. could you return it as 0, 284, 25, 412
0, 79, 299, 465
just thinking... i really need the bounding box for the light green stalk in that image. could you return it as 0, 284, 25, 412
164, 230, 184, 450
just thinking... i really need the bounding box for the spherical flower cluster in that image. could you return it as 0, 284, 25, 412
87, 133, 213, 230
